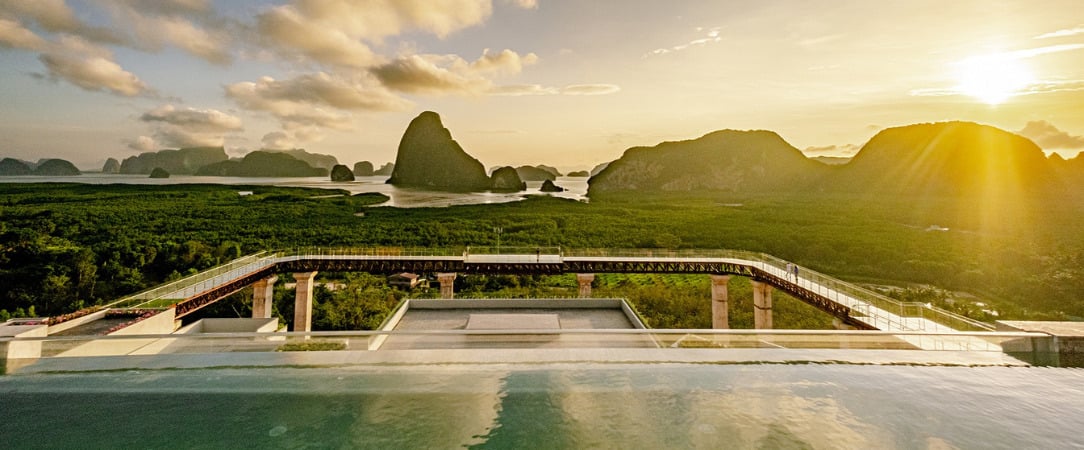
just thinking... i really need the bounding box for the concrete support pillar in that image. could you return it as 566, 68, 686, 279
437, 272, 457, 299
293, 272, 317, 332
252, 275, 278, 319
752, 280, 773, 329
710, 275, 731, 329
577, 273, 595, 298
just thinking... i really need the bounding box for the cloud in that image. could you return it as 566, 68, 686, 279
140, 105, 243, 132
256, 0, 493, 68
125, 135, 158, 152
261, 131, 295, 150
138, 104, 242, 149
373, 54, 489, 94
372, 49, 537, 95
560, 84, 620, 95
225, 73, 410, 132
113, 4, 232, 65
38, 36, 149, 97
803, 144, 861, 157
1017, 120, 1084, 150
487, 84, 557, 96
0, 17, 46, 50
487, 83, 620, 97
0, 0, 126, 45
1034, 26, 1084, 39
502, 0, 538, 9
645, 27, 722, 57
471, 48, 539, 74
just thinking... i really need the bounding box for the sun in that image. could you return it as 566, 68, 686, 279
954, 53, 1035, 105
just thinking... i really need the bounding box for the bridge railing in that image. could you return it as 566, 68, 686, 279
106, 252, 276, 309
277, 247, 465, 259
748, 252, 994, 332
465, 246, 563, 256
561, 248, 993, 332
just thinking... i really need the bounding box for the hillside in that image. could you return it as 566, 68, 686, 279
34, 159, 81, 176
834, 122, 1057, 195
515, 165, 557, 182
195, 151, 327, 177
588, 129, 826, 195
268, 149, 339, 170
120, 147, 228, 175
387, 111, 491, 190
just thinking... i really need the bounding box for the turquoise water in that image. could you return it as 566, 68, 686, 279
2, 364, 1083, 449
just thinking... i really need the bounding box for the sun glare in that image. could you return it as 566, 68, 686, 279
955, 53, 1035, 105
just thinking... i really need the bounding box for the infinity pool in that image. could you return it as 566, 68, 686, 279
2, 363, 1082, 449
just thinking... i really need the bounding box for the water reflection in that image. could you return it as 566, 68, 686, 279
3, 364, 1082, 448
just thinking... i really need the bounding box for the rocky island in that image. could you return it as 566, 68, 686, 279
387, 111, 498, 191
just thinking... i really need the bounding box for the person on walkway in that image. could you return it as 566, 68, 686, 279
786, 263, 793, 279
793, 265, 800, 280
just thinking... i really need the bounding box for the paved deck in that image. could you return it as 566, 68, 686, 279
382, 308, 650, 350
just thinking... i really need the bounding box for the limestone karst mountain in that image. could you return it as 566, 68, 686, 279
120, 147, 228, 175
834, 121, 1058, 195
490, 166, 526, 191
515, 166, 558, 182
101, 158, 121, 174
32, 159, 81, 176
330, 164, 356, 181
387, 111, 491, 191
195, 151, 327, 177
353, 161, 375, 176
588, 129, 825, 195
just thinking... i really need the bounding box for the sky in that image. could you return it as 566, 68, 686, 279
1, 0, 1083, 171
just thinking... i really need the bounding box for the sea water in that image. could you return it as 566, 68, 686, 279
0, 174, 590, 208
2, 363, 1082, 449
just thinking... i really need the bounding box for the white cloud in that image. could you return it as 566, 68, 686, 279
803, 144, 861, 157
1018, 120, 1084, 150
140, 105, 243, 132
372, 49, 538, 95
0, 0, 125, 45
0, 17, 46, 50
487, 84, 557, 96
645, 27, 722, 58
256, 0, 493, 68
119, 7, 232, 65
488, 83, 620, 97
138, 104, 242, 149
38, 36, 149, 97
261, 131, 295, 150
225, 73, 411, 132
1034, 26, 1084, 40
125, 135, 158, 152
502, 0, 538, 10
560, 84, 620, 96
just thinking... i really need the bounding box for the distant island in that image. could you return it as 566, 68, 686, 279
0, 158, 80, 176
196, 151, 327, 177
388, 111, 522, 192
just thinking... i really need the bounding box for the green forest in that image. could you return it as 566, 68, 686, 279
1, 183, 1082, 328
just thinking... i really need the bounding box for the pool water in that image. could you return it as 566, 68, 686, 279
2, 363, 1082, 449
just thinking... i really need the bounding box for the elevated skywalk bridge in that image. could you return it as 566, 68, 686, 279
105, 247, 994, 349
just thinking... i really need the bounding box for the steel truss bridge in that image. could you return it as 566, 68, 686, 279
106, 247, 994, 335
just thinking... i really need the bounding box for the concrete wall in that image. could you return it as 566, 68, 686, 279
57, 309, 178, 358
369, 299, 411, 351
175, 318, 280, 334
47, 309, 108, 335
